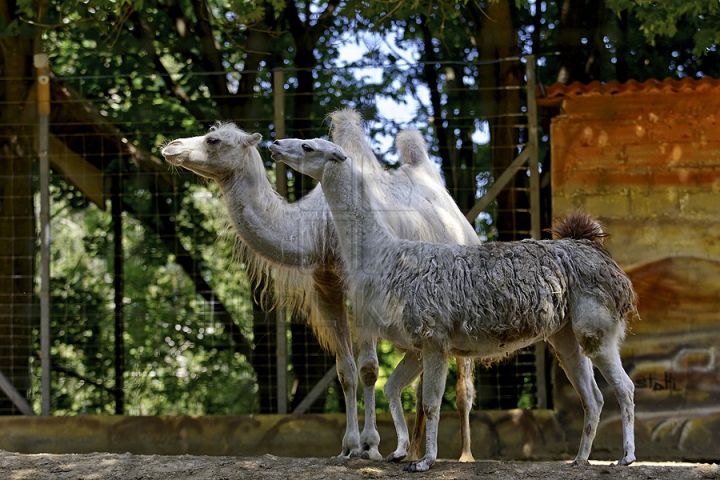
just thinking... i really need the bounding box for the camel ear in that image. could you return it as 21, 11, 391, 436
248, 132, 262, 146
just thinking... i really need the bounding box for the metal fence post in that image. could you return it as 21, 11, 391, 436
525, 55, 548, 410
526, 55, 540, 241
273, 69, 288, 415
36, 53, 51, 416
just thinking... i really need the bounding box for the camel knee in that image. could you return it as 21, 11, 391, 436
621, 376, 635, 397
617, 381, 635, 412
595, 394, 605, 413
422, 400, 441, 419
336, 362, 357, 391
456, 381, 475, 411
422, 389, 443, 418
359, 361, 379, 387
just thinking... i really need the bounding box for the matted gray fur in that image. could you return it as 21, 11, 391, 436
355, 234, 636, 355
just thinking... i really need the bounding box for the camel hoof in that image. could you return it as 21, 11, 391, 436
571, 459, 590, 467
361, 448, 383, 461
386, 452, 406, 463
405, 460, 432, 472
617, 455, 635, 466
458, 453, 475, 463
341, 448, 363, 459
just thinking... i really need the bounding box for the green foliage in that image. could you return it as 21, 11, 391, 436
12, 0, 718, 418
32, 174, 258, 415
608, 0, 720, 56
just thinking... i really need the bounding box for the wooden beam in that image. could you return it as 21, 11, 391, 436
465, 148, 531, 223
22, 83, 105, 208
48, 135, 106, 208
0, 370, 35, 416
291, 365, 337, 414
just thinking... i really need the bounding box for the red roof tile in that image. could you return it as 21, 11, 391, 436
537, 77, 720, 106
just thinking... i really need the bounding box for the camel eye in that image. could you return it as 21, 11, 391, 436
301, 143, 314, 152
207, 137, 221, 146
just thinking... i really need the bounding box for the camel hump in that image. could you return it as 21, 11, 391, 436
328, 107, 363, 126
395, 130, 429, 167
547, 211, 608, 245
327, 108, 372, 157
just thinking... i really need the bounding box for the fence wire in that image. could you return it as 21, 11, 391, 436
0, 56, 549, 416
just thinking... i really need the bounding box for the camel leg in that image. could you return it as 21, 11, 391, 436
547, 323, 604, 465
384, 352, 423, 462
573, 300, 636, 466
335, 343, 361, 458
327, 319, 361, 459
311, 270, 362, 459
406, 345, 448, 473
357, 338, 383, 460
407, 372, 425, 461
408, 357, 475, 463
591, 352, 635, 465
456, 357, 476, 462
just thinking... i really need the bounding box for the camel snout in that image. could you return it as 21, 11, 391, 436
161, 140, 187, 159
268, 141, 283, 155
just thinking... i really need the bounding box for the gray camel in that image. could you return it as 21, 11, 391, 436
269, 137, 638, 473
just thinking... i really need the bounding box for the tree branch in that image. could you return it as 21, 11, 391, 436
191, 0, 232, 117
128, 10, 208, 122
53, 364, 116, 395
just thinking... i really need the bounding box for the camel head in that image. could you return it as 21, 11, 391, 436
161, 123, 262, 179
269, 138, 348, 181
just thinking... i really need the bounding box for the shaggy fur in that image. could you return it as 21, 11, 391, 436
357, 237, 635, 351
269, 137, 639, 473
161, 111, 480, 462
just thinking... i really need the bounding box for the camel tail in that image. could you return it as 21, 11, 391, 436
547, 211, 609, 245
550, 212, 640, 328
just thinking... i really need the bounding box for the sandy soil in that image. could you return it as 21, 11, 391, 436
0, 451, 717, 480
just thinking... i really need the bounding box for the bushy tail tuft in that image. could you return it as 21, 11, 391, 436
547, 211, 608, 245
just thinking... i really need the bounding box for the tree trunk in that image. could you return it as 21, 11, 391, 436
419, 20, 477, 215
0, 24, 36, 414
468, 1, 538, 409
556, 0, 607, 84
614, 11, 631, 83
472, 0, 526, 240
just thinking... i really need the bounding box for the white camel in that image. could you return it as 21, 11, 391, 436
269, 137, 638, 473
161, 109, 479, 462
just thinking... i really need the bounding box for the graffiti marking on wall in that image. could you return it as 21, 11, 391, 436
634, 371, 680, 392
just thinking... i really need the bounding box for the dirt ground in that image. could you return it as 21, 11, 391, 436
0, 451, 717, 480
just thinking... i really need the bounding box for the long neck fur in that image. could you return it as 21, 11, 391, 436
320, 156, 394, 276
216, 145, 332, 269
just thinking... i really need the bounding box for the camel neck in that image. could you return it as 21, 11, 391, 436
320, 158, 394, 273
216, 148, 328, 268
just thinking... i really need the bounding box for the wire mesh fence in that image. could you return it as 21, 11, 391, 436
0, 55, 550, 416
0, 118, 36, 416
